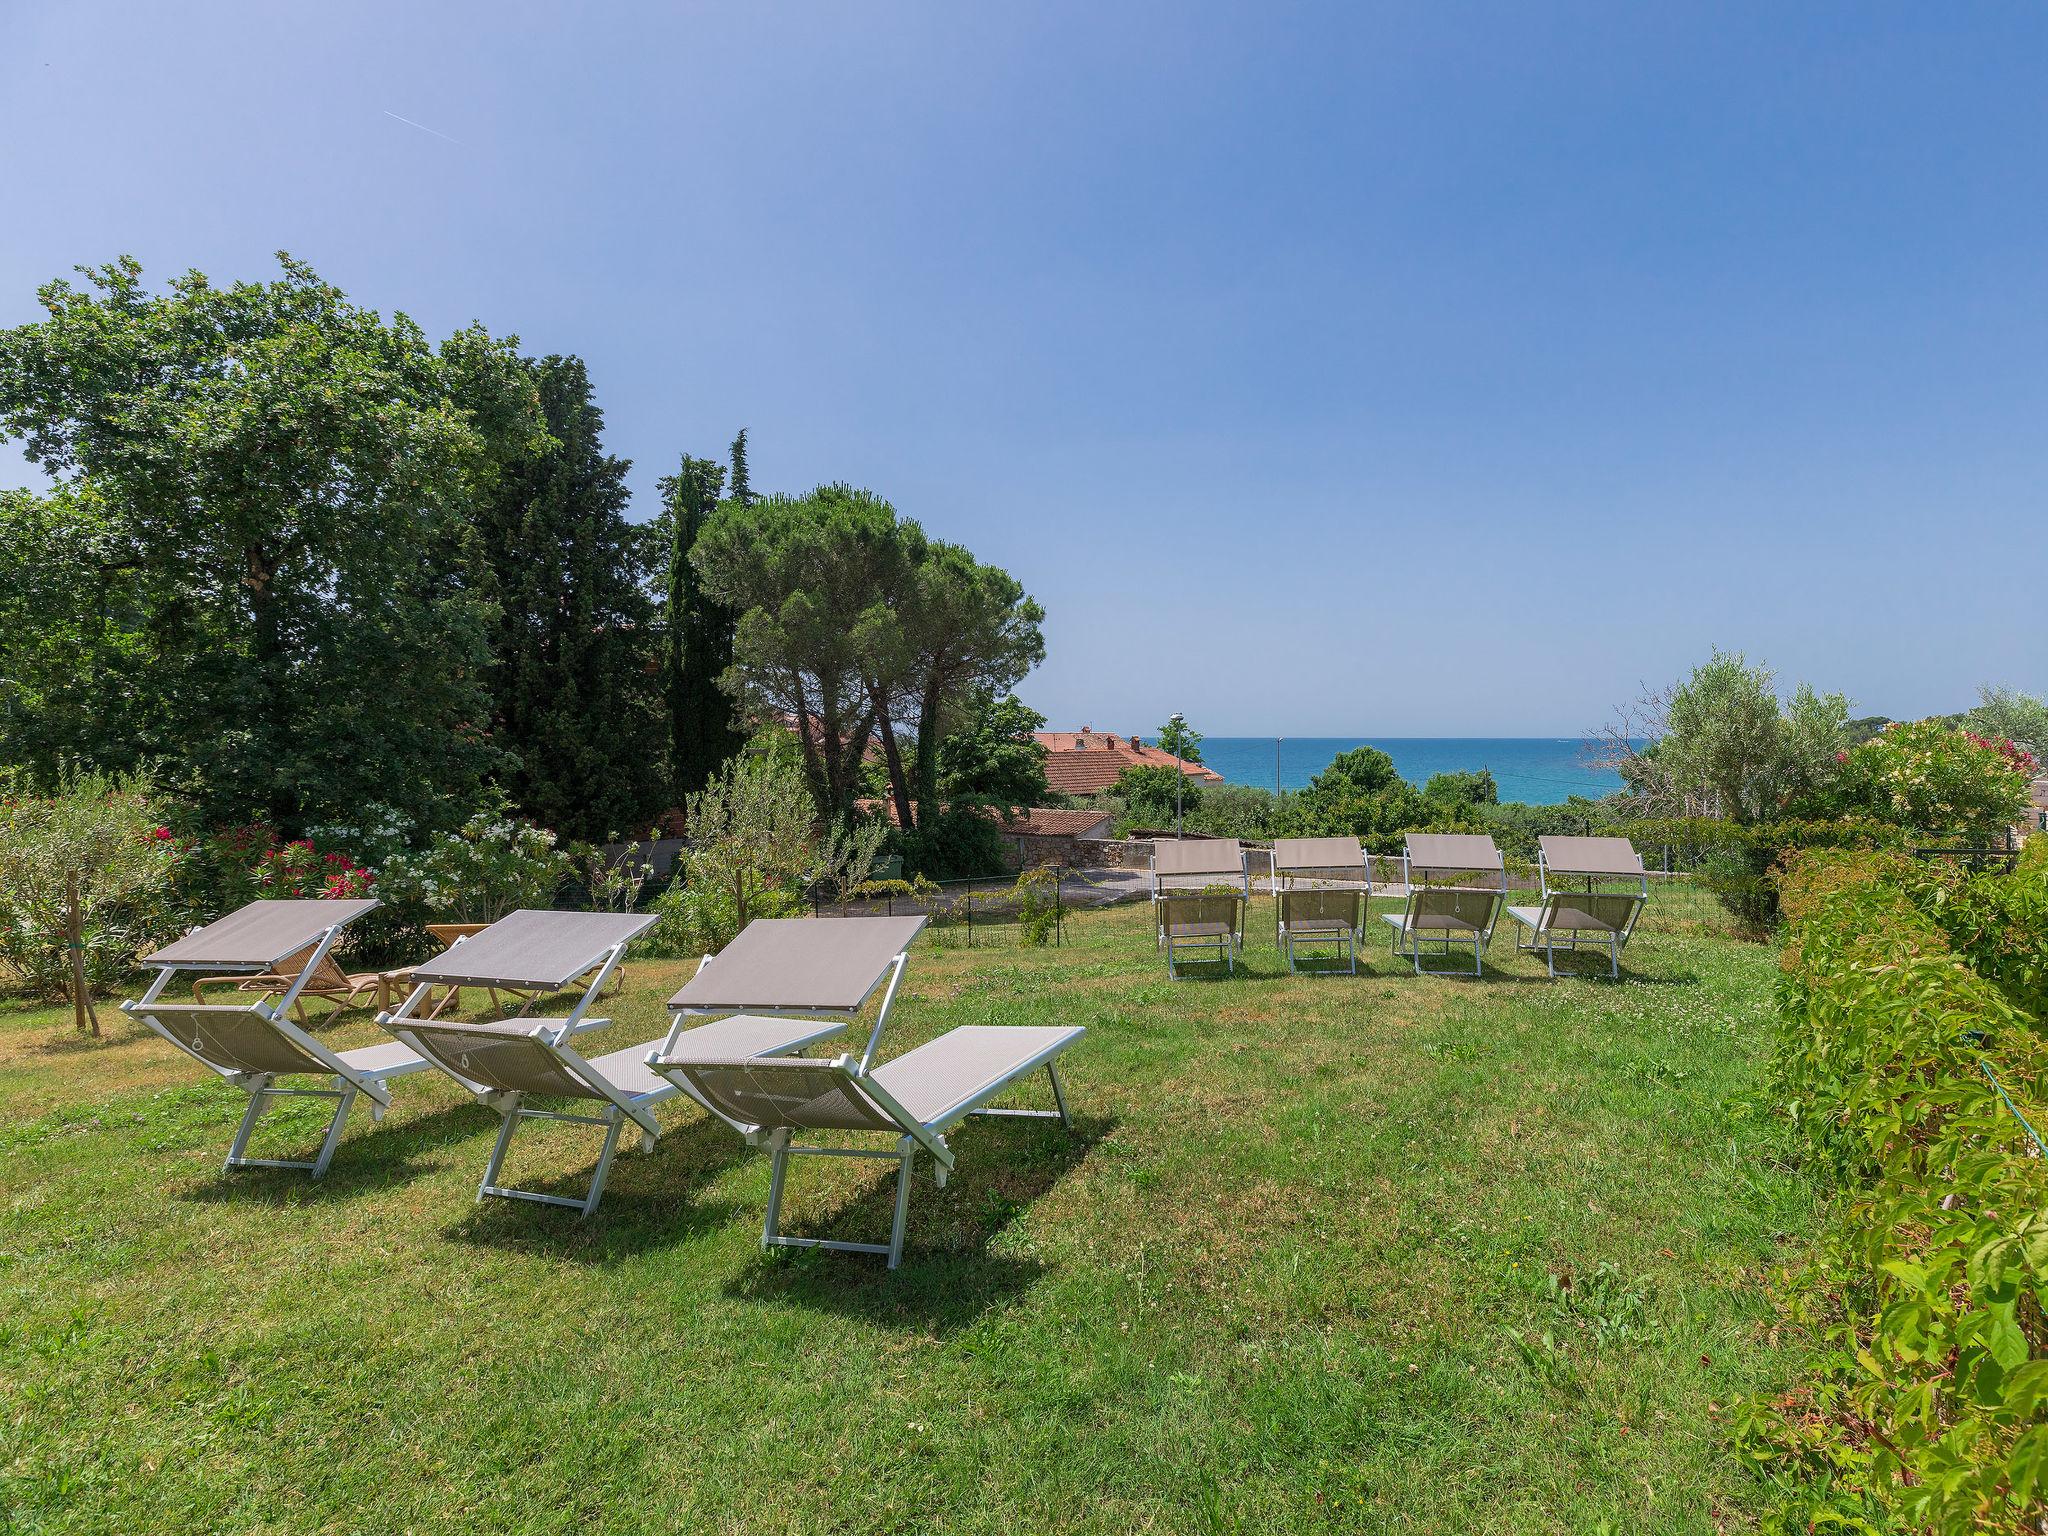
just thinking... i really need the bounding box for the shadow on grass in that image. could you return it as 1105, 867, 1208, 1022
177, 1100, 490, 1206
439, 1113, 754, 1265
24, 1023, 162, 1057
721, 1112, 1117, 1334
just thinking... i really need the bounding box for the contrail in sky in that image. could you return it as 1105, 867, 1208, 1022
383, 110, 460, 144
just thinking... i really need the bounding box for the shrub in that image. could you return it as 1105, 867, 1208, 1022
1621, 816, 1899, 935
894, 805, 1008, 881
1904, 838, 2048, 1022
678, 754, 817, 936
1017, 866, 1059, 946
0, 770, 184, 1026
1738, 849, 2048, 1530
1107, 765, 1198, 832
639, 874, 802, 959
1834, 718, 2036, 842
377, 793, 571, 925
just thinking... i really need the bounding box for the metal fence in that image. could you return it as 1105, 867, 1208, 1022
811, 872, 1078, 947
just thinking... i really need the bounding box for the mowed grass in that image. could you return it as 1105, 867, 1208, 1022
0, 898, 1812, 1534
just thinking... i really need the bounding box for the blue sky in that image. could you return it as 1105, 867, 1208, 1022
3, 2, 2042, 735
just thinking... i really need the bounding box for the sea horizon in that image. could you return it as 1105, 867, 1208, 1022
1192, 736, 1624, 806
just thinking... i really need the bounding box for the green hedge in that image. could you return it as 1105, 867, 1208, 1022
1739, 849, 2048, 1529
1618, 816, 1901, 935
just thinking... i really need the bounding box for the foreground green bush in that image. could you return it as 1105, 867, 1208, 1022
1741, 849, 2048, 1529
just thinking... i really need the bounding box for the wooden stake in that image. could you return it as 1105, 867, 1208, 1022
67, 870, 99, 1038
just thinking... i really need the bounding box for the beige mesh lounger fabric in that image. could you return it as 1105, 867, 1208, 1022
1149, 838, 1249, 896
1506, 836, 1649, 978
170, 896, 382, 1021
1271, 838, 1367, 974
1381, 834, 1508, 976
119, 899, 414, 1177
1157, 892, 1245, 977
384, 913, 927, 1216
1149, 839, 1250, 961
378, 909, 685, 1215
657, 1023, 1083, 1268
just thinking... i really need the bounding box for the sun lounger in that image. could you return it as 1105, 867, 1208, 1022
1380, 833, 1507, 976
1272, 836, 1368, 974
656, 1024, 1082, 1268
1505, 835, 1649, 978
1276, 887, 1366, 973
1158, 892, 1245, 977
119, 898, 424, 1176
383, 913, 925, 1216
1150, 838, 1249, 961
375, 909, 681, 1214
1149, 837, 1250, 899
376, 920, 625, 1023
192, 930, 384, 1021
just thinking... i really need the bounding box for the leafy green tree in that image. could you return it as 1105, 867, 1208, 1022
1309, 745, 1403, 797
1609, 651, 1849, 822
1155, 715, 1203, 763
938, 691, 1050, 811
0, 481, 158, 784
0, 768, 180, 1028
694, 484, 1043, 830
900, 546, 1045, 823
1273, 745, 1427, 846
659, 454, 747, 799
1966, 685, 2048, 759
728, 428, 754, 506
0, 254, 503, 832
695, 485, 910, 819
459, 352, 664, 840
681, 752, 818, 936
1422, 768, 1498, 808
1109, 764, 1198, 830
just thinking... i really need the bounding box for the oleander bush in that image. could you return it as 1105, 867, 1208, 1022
1738, 848, 2048, 1530
1830, 719, 2037, 844
375, 791, 572, 926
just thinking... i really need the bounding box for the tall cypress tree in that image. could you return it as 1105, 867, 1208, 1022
470, 354, 666, 840
661, 454, 748, 797
728, 428, 754, 506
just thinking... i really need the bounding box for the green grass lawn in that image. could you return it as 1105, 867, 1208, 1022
0, 898, 1814, 1534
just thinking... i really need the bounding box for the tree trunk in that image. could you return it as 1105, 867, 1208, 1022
67, 872, 98, 1038
868, 682, 916, 830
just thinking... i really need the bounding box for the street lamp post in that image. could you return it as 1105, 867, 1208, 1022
1170, 711, 1185, 839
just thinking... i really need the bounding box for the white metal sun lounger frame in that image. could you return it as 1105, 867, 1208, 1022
120, 916, 432, 1177
1148, 840, 1251, 946
639, 921, 920, 1144
379, 937, 657, 1214
1507, 848, 1650, 979
657, 1027, 1081, 1268
1270, 837, 1371, 975
1380, 837, 1509, 977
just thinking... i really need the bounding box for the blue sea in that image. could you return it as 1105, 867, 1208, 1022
1197, 738, 1622, 806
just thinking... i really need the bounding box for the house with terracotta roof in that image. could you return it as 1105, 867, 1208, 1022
1035, 728, 1225, 799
